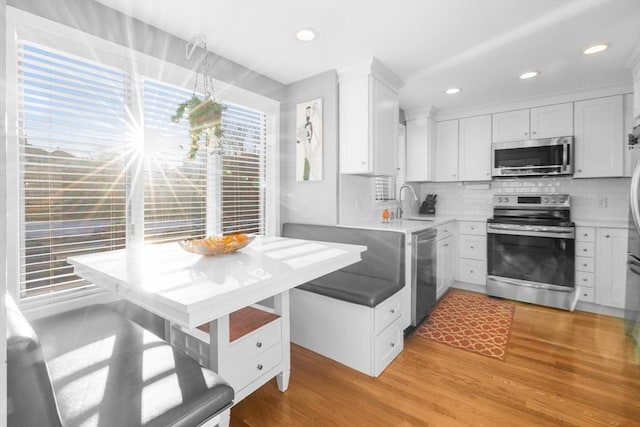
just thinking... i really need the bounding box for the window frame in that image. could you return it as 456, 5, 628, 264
5, 7, 280, 310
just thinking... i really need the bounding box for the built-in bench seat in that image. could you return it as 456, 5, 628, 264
282, 223, 405, 377
7, 296, 234, 427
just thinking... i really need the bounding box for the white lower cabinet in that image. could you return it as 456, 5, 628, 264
435, 223, 455, 299
595, 228, 628, 309
456, 220, 487, 287
576, 226, 628, 309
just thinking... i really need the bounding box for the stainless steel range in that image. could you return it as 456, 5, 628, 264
486, 194, 578, 310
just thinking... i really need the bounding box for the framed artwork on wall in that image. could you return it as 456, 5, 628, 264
295, 98, 323, 181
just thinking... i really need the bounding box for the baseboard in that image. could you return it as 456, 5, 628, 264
450, 281, 486, 294
451, 281, 625, 319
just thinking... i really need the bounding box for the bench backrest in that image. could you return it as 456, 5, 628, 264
6, 295, 64, 427
282, 223, 405, 286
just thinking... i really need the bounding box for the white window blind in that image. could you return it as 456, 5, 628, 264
17, 41, 127, 298
221, 104, 267, 235
143, 80, 207, 243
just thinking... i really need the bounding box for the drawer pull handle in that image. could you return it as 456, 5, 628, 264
583, 249, 588, 252
470, 246, 474, 249
257, 364, 263, 371
390, 308, 395, 314
256, 341, 262, 348
470, 270, 474, 274
605, 235, 610, 238
583, 278, 588, 282
444, 244, 449, 247
390, 342, 395, 348
583, 263, 588, 267
583, 233, 588, 237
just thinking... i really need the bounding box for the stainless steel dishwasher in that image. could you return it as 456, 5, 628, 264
410, 228, 437, 328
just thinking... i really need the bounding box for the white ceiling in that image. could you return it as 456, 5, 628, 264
94, 0, 640, 114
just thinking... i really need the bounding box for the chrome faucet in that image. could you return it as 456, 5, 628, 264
396, 184, 418, 219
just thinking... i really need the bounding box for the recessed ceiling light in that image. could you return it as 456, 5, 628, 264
519, 71, 540, 80
294, 28, 318, 42
583, 43, 608, 55
444, 88, 461, 95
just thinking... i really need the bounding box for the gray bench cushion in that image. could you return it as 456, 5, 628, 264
30, 305, 234, 427
282, 223, 405, 307
299, 270, 403, 307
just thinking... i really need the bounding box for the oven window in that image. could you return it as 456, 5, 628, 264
495, 145, 564, 168
487, 233, 575, 287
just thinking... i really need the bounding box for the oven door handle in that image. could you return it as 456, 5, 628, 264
487, 224, 575, 239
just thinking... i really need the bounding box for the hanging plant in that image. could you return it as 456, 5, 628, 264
171, 95, 225, 159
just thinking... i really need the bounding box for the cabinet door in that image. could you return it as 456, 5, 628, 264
434, 120, 459, 181
458, 115, 491, 181
339, 76, 371, 174
405, 117, 433, 182
436, 235, 455, 298
595, 228, 628, 309
372, 78, 398, 176
574, 95, 624, 178
492, 109, 529, 143
530, 103, 573, 139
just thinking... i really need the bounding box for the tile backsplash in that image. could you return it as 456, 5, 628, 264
339, 175, 631, 224
418, 177, 630, 223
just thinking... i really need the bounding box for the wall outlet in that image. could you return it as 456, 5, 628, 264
597, 196, 607, 208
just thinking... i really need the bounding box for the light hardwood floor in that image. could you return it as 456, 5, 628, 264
231, 289, 640, 426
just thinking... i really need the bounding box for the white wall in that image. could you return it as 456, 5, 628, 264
1, 0, 7, 422
280, 70, 340, 228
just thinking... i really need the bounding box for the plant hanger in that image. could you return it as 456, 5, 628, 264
171, 34, 225, 159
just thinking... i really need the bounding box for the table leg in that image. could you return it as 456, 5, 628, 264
274, 290, 290, 392
207, 314, 230, 374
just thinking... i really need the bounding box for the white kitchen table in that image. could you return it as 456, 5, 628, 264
68, 236, 365, 405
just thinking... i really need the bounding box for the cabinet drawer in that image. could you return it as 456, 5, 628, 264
374, 291, 402, 334
576, 242, 595, 258
575, 256, 595, 272
458, 221, 485, 236
575, 271, 594, 288
458, 235, 487, 260
435, 223, 454, 240
576, 227, 596, 242
457, 259, 487, 285
374, 317, 403, 376
225, 342, 282, 391
577, 286, 595, 303
227, 318, 282, 362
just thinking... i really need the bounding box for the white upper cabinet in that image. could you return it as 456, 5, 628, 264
492, 103, 573, 143
339, 58, 404, 175
529, 103, 574, 139
574, 95, 624, 178
405, 115, 435, 182
492, 109, 529, 143
458, 115, 491, 181
434, 120, 459, 181
630, 51, 640, 121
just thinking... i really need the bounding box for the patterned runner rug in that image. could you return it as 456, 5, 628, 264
416, 291, 515, 360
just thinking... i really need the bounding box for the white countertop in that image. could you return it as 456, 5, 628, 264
339, 216, 456, 234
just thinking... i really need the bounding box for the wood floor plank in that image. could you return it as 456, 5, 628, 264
231, 289, 640, 426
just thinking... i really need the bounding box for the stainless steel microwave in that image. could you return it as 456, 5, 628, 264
492, 136, 574, 177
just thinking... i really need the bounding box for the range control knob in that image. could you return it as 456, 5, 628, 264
543, 197, 549, 203
497, 197, 502, 203
559, 196, 565, 203
551, 197, 557, 204
504, 197, 509, 203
